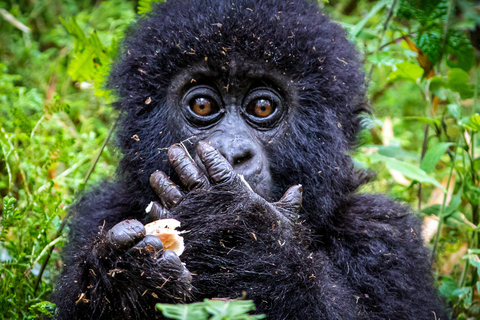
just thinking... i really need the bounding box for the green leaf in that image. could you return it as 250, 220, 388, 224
29, 301, 56, 317
157, 302, 208, 320
467, 249, 480, 278
205, 300, 264, 320
447, 68, 474, 99
397, 0, 417, 20
157, 300, 264, 320
460, 114, 480, 132
138, 0, 164, 15
1, 197, 21, 240
374, 145, 420, 161
67, 48, 96, 81
420, 142, 452, 173
415, 30, 442, 65
446, 29, 475, 72
445, 191, 462, 218
453, 287, 473, 307
439, 276, 459, 300
421, 204, 442, 216
447, 104, 461, 120
421, 0, 448, 20
389, 62, 424, 82
368, 154, 445, 191
404, 116, 441, 126
350, 0, 391, 39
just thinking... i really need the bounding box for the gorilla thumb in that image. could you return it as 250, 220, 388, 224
273, 185, 303, 220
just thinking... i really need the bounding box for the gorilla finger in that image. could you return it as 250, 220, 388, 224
158, 249, 185, 273
197, 141, 235, 183
146, 201, 171, 221
133, 234, 164, 252
107, 219, 146, 250
168, 145, 209, 190
274, 185, 303, 218
150, 171, 183, 209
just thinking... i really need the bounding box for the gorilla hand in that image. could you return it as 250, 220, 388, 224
106, 219, 190, 283
66, 218, 192, 317
150, 141, 303, 238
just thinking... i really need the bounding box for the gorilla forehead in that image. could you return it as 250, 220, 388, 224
109, 0, 366, 140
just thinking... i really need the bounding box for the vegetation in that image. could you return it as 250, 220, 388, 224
0, 0, 478, 318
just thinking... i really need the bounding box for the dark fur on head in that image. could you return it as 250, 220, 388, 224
108, 0, 368, 227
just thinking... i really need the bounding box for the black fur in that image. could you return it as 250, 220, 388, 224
53, 0, 448, 319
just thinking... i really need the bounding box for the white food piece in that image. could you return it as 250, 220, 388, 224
144, 219, 184, 256
145, 201, 154, 213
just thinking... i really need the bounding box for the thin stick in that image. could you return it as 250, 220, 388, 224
0, 8, 30, 33
368, 0, 398, 79
83, 117, 118, 184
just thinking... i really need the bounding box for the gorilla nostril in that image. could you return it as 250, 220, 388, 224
233, 151, 253, 166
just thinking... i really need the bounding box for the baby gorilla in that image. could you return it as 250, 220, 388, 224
53, 0, 449, 319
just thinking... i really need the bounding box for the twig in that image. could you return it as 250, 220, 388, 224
368, 0, 398, 79
418, 124, 430, 212
25, 236, 64, 277
0, 9, 30, 33
83, 117, 118, 184
437, 0, 454, 71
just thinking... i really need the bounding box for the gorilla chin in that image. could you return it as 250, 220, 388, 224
52, 1, 449, 319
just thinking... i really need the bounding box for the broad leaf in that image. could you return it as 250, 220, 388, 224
415, 30, 442, 65
420, 142, 453, 173
447, 104, 461, 120
404, 116, 441, 126
460, 114, 480, 132
157, 302, 208, 320
368, 154, 445, 191
448, 68, 474, 99
389, 62, 424, 82
446, 30, 475, 71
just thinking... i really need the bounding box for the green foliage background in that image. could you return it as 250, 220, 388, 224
0, 0, 479, 318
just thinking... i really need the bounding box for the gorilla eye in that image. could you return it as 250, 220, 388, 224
182, 85, 223, 127
190, 97, 219, 116
242, 88, 284, 128
246, 99, 275, 118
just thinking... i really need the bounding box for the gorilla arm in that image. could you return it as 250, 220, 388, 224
52, 183, 192, 320
328, 194, 449, 320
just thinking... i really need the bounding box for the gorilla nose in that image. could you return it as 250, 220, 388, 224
232, 150, 254, 166
204, 133, 257, 170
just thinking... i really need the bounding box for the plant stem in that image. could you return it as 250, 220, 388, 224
368, 0, 398, 79
472, 65, 479, 230
431, 138, 459, 260
438, 0, 454, 72
83, 117, 118, 184
418, 124, 430, 211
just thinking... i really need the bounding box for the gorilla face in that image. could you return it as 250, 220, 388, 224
167, 61, 297, 198
110, 0, 367, 221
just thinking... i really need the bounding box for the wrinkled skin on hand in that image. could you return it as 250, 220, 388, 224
149, 141, 302, 234
105, 219, 191, 282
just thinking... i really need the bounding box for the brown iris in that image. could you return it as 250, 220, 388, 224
247, 99, 275, 118
190, 97, 218, 116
